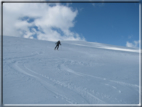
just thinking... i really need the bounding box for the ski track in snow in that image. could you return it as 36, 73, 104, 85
60, 63, 139, 90
61, 65, 139, 97
12, 60, 106, 104
11, 56, 138, 104
3, 51, 43, 61
5, 50, 139, 104
13, 61, 75, 104
6, 51, 139, 104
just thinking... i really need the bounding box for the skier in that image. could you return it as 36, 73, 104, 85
54, 40, 61, 50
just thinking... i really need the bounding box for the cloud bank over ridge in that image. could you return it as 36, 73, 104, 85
126, 40, 140, 48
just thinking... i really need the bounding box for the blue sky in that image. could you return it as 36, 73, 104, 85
68, 3, 139, 47
3, 2, 139, 48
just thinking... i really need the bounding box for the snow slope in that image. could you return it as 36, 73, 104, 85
3, 36, 139, 104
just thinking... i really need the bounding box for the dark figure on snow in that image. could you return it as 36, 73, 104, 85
54, 40, 61, 50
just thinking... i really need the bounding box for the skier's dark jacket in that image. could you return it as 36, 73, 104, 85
56, 41, 61, 46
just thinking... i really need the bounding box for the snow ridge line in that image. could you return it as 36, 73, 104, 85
24, 64, 106, 104
70, 43, 139, 53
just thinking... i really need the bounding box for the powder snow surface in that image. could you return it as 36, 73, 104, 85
3, 36, 139, 104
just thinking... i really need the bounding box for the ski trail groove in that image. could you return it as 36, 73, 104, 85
60, 65, 139, 89
13, 61, 76, 104
24, 64, 106, 104
4, 51, 43, 61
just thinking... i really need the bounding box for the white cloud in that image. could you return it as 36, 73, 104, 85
126, 40, 140, 48
2, 1, 85, 41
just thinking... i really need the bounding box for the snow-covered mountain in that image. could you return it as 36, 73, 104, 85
3, 36, 139, 105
